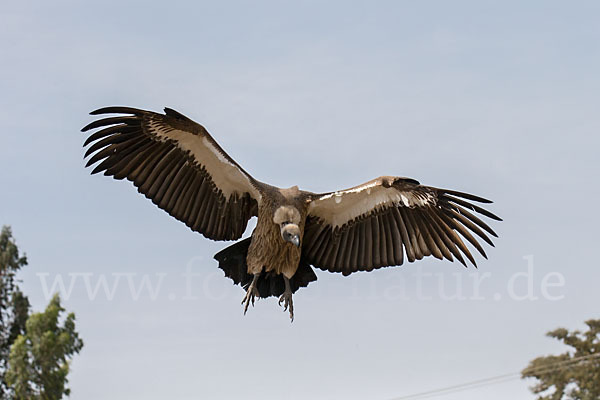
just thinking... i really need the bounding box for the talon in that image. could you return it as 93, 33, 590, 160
278, 294, 290, 312
241, 274, 260, 315
279, 276, 294, 321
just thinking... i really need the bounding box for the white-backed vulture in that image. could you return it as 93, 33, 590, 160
82, 106, 501, 320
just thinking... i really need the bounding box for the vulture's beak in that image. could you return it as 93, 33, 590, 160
282, 224, 301, 247
291, 235, 300, 248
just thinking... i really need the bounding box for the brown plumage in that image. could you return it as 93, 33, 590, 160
82, 106, 502, 320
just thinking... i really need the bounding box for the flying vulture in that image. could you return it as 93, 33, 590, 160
82, 106, 501, 320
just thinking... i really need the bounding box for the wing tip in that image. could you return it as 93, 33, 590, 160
443, 189, 494, 204
483, 210, 502, 222
164, 107, 190, 121
90, 106, 144, 116
81, 122, 94, 132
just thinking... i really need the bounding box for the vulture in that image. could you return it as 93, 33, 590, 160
82, 106, 501, 320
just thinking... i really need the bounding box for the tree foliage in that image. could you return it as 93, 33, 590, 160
522, 319, 600, 400
1, 226, 83, 400
0, 226, 30, 398
6, 294, 83, 400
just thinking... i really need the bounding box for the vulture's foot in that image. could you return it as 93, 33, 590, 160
278, 276, 294, 322
242, 274, 260, 315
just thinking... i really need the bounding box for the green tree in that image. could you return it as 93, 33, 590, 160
1, 226, 30, 398
6, 294, 83, 400
522, 319, 600, 400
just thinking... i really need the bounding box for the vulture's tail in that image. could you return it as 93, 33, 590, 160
214, 238, 317, 298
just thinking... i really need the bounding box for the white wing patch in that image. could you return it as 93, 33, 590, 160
400, 194, 409, 206
147, 120, 262, 202
309, 179, 435, 228
202, 137, 234, 166
318, 180, 379, 200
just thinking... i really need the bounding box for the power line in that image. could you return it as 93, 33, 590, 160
388, 353, 600, 400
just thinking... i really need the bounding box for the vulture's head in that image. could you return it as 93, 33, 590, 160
273, 206, 302, 247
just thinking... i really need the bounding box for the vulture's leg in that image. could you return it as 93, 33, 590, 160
278, 276, 294, 322
241, 274, 260, 315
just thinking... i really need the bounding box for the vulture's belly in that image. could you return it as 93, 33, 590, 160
246, 223, 301, 279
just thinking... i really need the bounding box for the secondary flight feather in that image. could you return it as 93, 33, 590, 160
82, 106, 501, 320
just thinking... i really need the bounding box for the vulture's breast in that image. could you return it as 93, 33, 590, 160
246, 206, 303, 279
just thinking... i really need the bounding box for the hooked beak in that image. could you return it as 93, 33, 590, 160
291, 234, 300, 248
281, 223, 301, 247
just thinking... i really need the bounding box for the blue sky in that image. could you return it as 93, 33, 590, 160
2, 1, 599, 399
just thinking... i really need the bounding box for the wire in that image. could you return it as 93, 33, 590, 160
388, 353, 600, 400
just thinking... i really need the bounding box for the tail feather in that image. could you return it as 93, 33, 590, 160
213, 238, 317, 298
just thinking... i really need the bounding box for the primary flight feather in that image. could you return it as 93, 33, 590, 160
82, 106, 501, 320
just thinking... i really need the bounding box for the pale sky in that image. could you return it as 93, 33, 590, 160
1, 1, 599, 399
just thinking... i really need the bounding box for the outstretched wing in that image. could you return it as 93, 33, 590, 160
303, 176, 501, 275
82, 106, 262, 241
